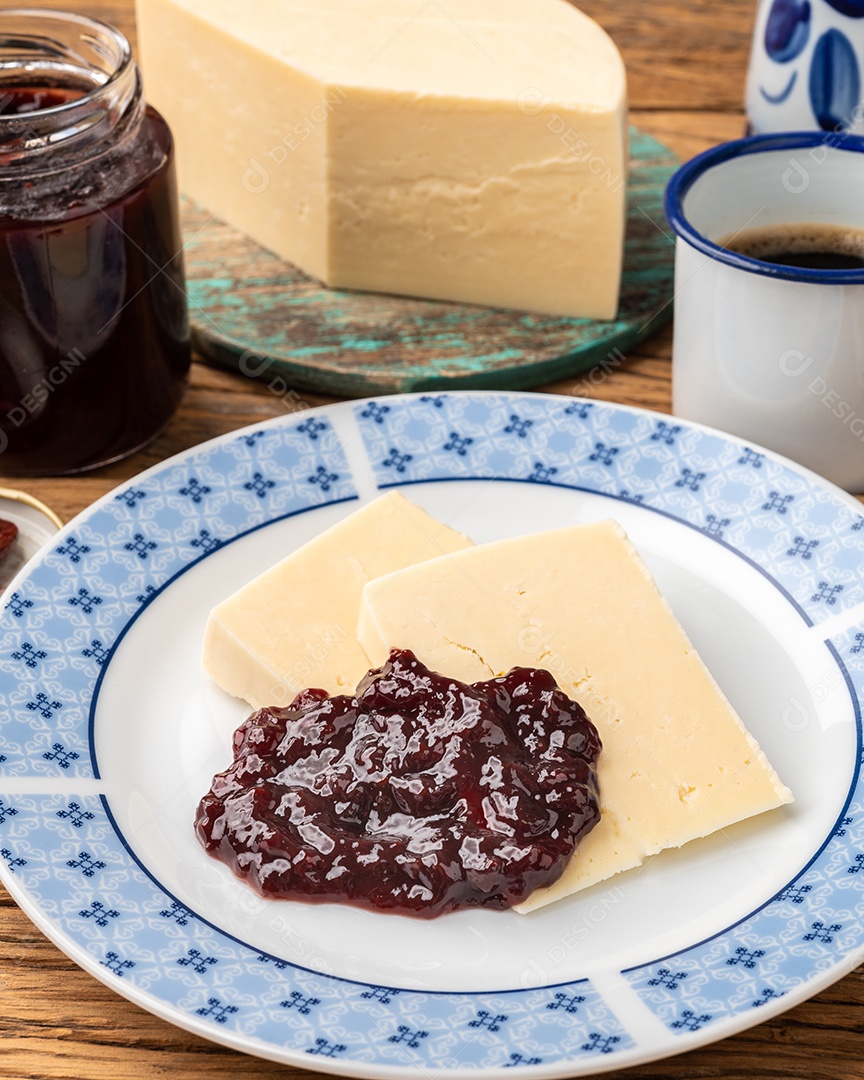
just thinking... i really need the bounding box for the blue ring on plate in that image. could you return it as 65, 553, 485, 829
664, 130, 864, 284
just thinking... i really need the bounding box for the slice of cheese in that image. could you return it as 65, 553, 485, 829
203, 493, 473, 708
134, 0, 627, 319
357, 519, 793, 911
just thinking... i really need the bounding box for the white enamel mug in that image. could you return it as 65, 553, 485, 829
665, 131, 864, 493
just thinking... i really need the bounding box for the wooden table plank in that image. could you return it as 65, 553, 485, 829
1, 1, 863, 1078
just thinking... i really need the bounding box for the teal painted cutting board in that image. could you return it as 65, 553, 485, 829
183, 127, 677, 396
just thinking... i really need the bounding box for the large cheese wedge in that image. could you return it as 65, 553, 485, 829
357, 519, 793, 911
134, 0, 628, 319
203, 493, 472, 708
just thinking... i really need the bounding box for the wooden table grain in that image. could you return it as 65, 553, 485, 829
2, 2, 863, 1078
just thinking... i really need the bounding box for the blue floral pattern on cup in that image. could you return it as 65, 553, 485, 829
748, 0, 864, 131
765, 0, 812, 64
809, 26, 861, 128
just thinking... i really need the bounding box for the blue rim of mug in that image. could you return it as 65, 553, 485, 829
664, 131, 864, 284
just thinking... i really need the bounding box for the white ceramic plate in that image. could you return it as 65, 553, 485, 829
0, 391, 862, 1078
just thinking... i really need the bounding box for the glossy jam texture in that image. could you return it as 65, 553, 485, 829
0, 87, 83, 113
0, 518, 16, 560
195, 649, 602, 917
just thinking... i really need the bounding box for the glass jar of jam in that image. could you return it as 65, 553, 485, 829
0, 9, 191, 476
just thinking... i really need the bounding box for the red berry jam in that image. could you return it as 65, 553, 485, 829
0, 87, 83, 113
0, 92, 190, 474
0, 518, 16, 560
195, 649, 602, 917
0, 10, 191, 476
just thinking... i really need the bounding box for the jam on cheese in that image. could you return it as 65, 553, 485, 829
135, 0, 627, 319
357, 519, 794, 912
195, 649, 602, 917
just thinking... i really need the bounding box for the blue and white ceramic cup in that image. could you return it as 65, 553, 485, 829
665, 132, 864, 493
747, 0, 864, 134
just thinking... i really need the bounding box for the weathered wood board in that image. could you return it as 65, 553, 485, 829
183, 127, 678, 396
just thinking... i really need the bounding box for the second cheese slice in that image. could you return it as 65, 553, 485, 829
203, 493, 473, 708
357, 519, 793, 912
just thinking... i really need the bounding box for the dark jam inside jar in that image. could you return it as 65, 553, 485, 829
195, 649, 602, 918
0, 87, 82, 113
0, 15, 191, 476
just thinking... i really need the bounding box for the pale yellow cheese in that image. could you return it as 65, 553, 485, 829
357, 519, 793, 911
134, 0, 628, 319
203, 493, 473, 708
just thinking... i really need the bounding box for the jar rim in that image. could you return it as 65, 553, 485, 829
0, 8, 141, 176
0, 7, 134, 118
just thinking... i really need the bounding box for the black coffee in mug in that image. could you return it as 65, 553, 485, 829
720, 222, 864, 271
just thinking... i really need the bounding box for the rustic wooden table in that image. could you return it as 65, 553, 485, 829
3, 1, 863, 1078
